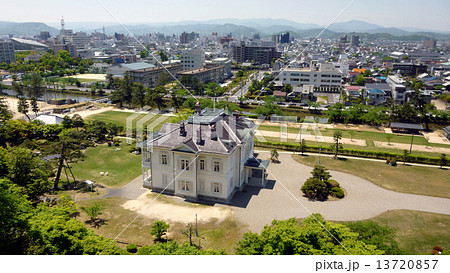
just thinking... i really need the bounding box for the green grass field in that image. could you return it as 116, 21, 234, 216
258, 125, 449, 149
357, 210, 450, 254
71, 142, 142, 188
263, 136, 445, 158
77, 197, 246, 253
292, 154, 450, 198
86, 111, 170, 131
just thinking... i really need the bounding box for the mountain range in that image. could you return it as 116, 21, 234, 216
1, 19, 449, 41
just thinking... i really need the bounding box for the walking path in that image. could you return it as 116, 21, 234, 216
231, 151, 450, 232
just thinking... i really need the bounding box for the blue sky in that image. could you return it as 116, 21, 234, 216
3, 0, 449, 31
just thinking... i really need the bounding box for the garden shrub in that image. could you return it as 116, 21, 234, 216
126, 244, 138, 253
330, 187, 345, 198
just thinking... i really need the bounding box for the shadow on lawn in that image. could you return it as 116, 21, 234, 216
85, 218, 109, 229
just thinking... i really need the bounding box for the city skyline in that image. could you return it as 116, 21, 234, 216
2, 0, 449, 32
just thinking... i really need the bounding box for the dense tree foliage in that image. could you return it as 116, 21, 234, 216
137, 241, 226, 255
235, 215, 383, 255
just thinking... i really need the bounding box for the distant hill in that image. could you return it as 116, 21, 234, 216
328, 20, 382, 32
366, 27, 410, 36
2, 19, 449, 41
0, 22, 58, 36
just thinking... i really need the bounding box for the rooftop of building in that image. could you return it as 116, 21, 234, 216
119, 62, 155, 70
178, 65, 225, 75
11, 38, 48, 48
366, 88, 385, 94
142, 108, 255, 155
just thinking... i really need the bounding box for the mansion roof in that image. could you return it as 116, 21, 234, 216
142, 108, 255, 154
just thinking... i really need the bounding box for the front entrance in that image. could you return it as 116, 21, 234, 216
246, 167, 266, 187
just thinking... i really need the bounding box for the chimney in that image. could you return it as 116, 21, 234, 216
194, 101, 202, 114
180, 123, 186, 136
195, 126, 202, 145
210, 124, 217, 141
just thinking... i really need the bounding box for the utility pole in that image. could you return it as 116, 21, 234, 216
409, 134, 414, 154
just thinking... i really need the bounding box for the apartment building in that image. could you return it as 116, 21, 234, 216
130, 63, 182, 87
387, 75, 407, 104
232, 42, 281, 65
177, 65, 226, 85
280, 62, 342, 87
72, 32, 91, 49
140, 107, 269, 203
0, 41, 15, 64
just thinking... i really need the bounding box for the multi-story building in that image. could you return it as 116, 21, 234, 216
407, 51, 441, 62
72, 32, 91, 49
393, 63, 428, 76
39, 31, 51, 41
387, 75, 407, 104
178, 65, 226, 85
208, 57, 232, 78
139, 107, 269, 203
130, 63, 182, 87
180, 32, 199, 44
280, 32, 290, 44
280, 62, 342, 88
423, 39, 437, 49
232, 42, 281, 65
180, 49, 205, 70
350, 35, 360, 47
0, 41, 15, 64
52, 43, 77, 57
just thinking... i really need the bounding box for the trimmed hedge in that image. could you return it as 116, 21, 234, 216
330, 187, 345, 198
255, 141, 448, 166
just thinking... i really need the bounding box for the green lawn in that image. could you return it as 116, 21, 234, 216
86, 111, 169, 131
292, 154, 450, 198
77, 197, 156, 247
357, 210, 450, 254
71, 142, 142, 188
258, 124, 449, 149
263, 136, 444, 158
77, 197, 246, 253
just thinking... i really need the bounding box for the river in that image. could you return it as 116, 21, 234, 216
1, 89, 97, 102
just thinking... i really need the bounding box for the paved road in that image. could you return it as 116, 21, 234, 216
231, 151, 450, 232
229, 71, 263, 102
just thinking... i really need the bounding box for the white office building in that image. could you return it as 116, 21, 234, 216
280, 62, 342, 87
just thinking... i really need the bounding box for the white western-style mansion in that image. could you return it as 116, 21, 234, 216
139, 105, 269, 203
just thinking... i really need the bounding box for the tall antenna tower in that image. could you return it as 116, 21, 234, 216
61, 16, 65, 30
103, 26, 106, 40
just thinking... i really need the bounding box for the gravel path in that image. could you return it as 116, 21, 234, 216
231, 151, 450, 232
